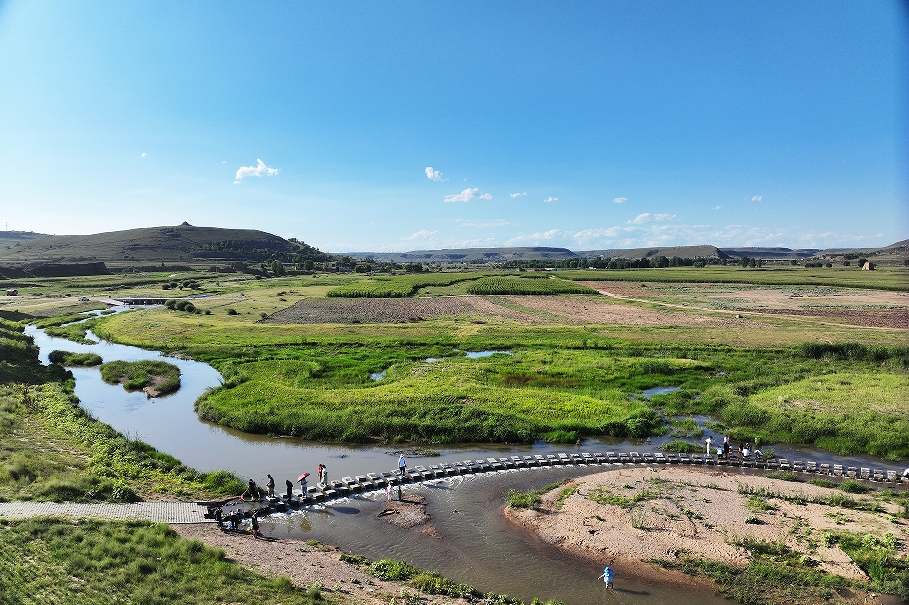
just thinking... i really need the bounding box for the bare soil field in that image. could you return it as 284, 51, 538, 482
260, 295, 544, 324
583, 282, 909, 329
499, 295, 771, 328
508, 467, 907, 605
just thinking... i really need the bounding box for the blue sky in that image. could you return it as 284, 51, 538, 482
0, 1, 905, 252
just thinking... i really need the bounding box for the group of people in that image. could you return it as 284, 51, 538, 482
240, 464, 330, 503
704, 435, 762, 459
213, 507, 260, 538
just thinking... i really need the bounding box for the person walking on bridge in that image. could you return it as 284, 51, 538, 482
398, 454, 407, 476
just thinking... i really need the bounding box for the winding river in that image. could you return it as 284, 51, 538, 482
23, 314, 905, 605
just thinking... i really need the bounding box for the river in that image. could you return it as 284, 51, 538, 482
23, 314, 904, 604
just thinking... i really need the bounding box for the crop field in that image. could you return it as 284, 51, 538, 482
465, 276, 598, 295
325, 272, 482, 297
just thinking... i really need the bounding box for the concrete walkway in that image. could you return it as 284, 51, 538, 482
0, 501, 212, 524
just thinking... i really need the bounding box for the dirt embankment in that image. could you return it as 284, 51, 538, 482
506, 467, 908, 604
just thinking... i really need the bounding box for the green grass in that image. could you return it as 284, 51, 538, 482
559, 265, 909, 291
505, 480, 567, 509
48, 350, 103, 366
341, 553, 564, 604
0, 518, 328, 605
100, 360, 181, 394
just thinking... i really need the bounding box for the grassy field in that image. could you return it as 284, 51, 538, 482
90, 301, 909, 457
0, 518, 327, 605
0, 316, 243, 502
10, 268, 906, 459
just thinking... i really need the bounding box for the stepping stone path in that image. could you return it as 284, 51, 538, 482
2, 451, 905, 521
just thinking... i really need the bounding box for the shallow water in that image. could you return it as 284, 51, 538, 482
259, 470, 730, 605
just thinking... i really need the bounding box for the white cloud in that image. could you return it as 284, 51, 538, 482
613, 197, 627, 204
425, 166, 444, 182
574, 226, 625, 240
509, 192, 527, 198
713, 205, 722, 210
234, 159, 279, 184
443, 188, 479, 203
751, 195, 763, 202
141, 152, 146, 158
456, 219, 508, 228
628, 212, 676, 224
442, 188, 494, 203
543, 197, 559, 203
504, 229, 569, 246
402, 229, 438, 241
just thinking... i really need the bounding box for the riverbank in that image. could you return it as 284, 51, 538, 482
172, 523, 475, 605
505, 467, 908, 604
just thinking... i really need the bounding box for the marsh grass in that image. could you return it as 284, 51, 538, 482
0, 518, 327, 605
48, 350, 103, 366
43, 318, 97, 344
100, 360, 181, 394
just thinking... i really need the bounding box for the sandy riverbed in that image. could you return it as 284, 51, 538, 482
505, 467, 907, 604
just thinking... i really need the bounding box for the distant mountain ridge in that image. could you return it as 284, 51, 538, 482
352, 241, 906, 264
1, 224, 904, 269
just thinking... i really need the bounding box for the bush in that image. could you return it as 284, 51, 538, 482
227, 308, 238, 315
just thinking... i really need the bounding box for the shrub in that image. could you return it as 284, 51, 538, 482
227, 308, 238, 315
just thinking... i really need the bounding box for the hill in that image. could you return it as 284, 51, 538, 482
0, 230, 47, 248
0, 223, 329, 269
580, 245, 728, 260
347, 246, 578, 264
